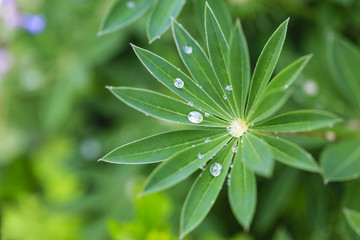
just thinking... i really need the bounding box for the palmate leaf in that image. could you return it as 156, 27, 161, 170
320, 138, 360, 182
252, 110, 339, 133
100, 129, 226, 164
142, 134, 231, 195
108, 87, 226, 127
180, 141, 235, 238
228, 145, 257, 230
343, 208, 360, 236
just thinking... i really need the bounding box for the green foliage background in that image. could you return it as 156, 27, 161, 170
0, 0, 360, 239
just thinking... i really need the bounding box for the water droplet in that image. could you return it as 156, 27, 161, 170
230, 164, 234, 168
225, 85, 232, 91
145, 113, 149, 116
227, 173, 231, 178
303, 80, 319, 96
227, 179, 231, 186
211, 200, 215, 204
126, 1, 135, 8
191, 144, 195, 147
188, 111, 203, 123
199, 85, 203, 89
188, 101, 194, 106
209, 163, 222, 177
199, 163, 206, 170
250, 122, 254, 126
197, 152, 204, 159
223, 94, 228, 100
204, 138, 211, 143
183, 45, 193, 54
204, 112, 210, 117
275, 131, 278, 134
284, 84, 289, 89
240, 139, 244, 143
232, 146, 238, 153
174, 78, 184, 88
105, 85, 113, 90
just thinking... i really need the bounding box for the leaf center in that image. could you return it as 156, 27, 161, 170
227, 119, 248, 138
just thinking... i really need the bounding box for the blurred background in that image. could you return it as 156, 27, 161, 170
0, 0, 360, 239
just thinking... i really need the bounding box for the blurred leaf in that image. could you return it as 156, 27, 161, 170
147, 0, 186, 43
171, 21, 232, 115
132, 45, 232, 120
229, 145, 257, 230
243, 132, 273, 177
246, 19, 288, 115
272, 227, 293, 240
252, 132, 319, 172
142, 135, 231, 195
321, 138, 360, 182
109, 87, 227, 127
328, 36, 360, 108
252, 110, 339, 133
101, 129, 225, 164
229, 20, 251, 119
180, 141, 235, 238
343, 208, 360, 236
99, 0, 156, 35
205, 3, 237, 117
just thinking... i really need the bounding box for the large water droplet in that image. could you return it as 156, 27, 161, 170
174, 78, 184, 88
188, 111, 203, 123
183, 45, 193, 54
126, 1, 135, 8
210, 163, 222, 177
197, 152, 204, 159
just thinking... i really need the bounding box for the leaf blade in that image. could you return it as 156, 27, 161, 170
343, 208, 360, 236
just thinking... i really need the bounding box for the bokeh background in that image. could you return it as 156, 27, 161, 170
1, 0, 360, 239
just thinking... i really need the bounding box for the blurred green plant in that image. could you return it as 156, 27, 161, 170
99, 3, 339, 238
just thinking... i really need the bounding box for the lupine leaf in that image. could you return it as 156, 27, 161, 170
100, 129, 227, 164
109, 87, 227, 127
180, 141, 235, 238
321, 138, 360, 182
229, 144, 256, 230
343, 208, 360, 236
243, 132, 274, 177
99, 0, 156, 35
147, 0, 186, 43
205, 3, 237, 117
252, 132, 319, 172
132, 45, 232, 120
229, 20, 250, 118
252, 110, 339, 133
171, 21, 232, 115
246, 19, 289, 115
142, 135, 231, 195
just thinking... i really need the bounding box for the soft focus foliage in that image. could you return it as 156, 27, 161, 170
1, 0, 360, 239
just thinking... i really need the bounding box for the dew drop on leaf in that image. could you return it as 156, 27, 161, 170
223, 94, 227, 100
188, 111, 203, 123
232, 146, 238, 153
204, 138, 211, 143
183, 45, 193, 54
126, 1, 135, 8
197, 152, 204, 159
174, 78, 184, 88
204, 112, 210, 117
187, 101, 194, 106
199, 163, 206, 170
209, 163, 222, 177
284, 84, 289, 89
225, 85, 232, 95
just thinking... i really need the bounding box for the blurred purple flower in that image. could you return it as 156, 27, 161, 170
0, 0, 22, 29
21, 14, 46, 35
0, 48, 13, 80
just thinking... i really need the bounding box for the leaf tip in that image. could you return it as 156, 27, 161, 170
97, 158, 103, 162
105, 85, 114, 91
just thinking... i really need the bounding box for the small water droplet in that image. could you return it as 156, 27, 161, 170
303, 80, 319, 96
230, 164, 234, 168
232, 146, 238, 153
240, 139, 244, 143
227, 179, 231, 186
211, 200, 215, 204
126, 1, 135, 8
275, 131, 278, 134
225, 85, 232, 91
188, 101, 194, 106
145, 113, 149, 116
227, 173, 231, 178
197, 152, 204, 159
250, 122, 254, 126
204, 112, 210, 117
204, 138, 211, 143
199, 163, 206, 170
284, 84, 289, 89
174, 78, 184, 88
105, 85, 113, 90
183, 45, 193, 54
191, 145, 195, 147
223, 94, 228, 100
199, 85, 203, 89
188, 111, 203, 123
209, 163, 222, 177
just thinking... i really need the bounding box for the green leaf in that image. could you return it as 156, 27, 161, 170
180, 141, 235, 238
321, 138, 360, 182
228, 144, 256, 230
229, 20, 251, 118
343, 208, 360, 236
247, 55, 312, 123
252, 110, 339, 133
100, 129, 226, 164
243, 132, 273, 177
109, 87, 227, 127
99, 0, 156, 35
246, 19, 289, 115
171, 21, 232, 115
328, 36, 360, 108
252, 132, 319, 172
142, 134, 231, 195
147, 0, 186, 43
132, 45, 232, 120
205, 3, 237, 117
193, 0, 232, 41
